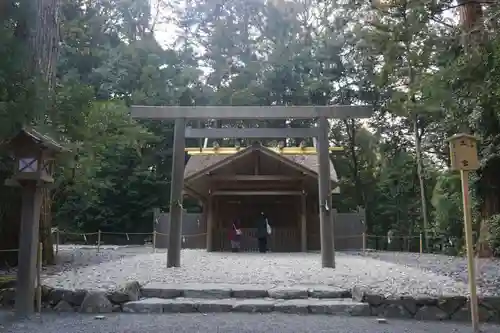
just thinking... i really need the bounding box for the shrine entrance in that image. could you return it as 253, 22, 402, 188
215, 195, 300, 252
183, 144, 336, 252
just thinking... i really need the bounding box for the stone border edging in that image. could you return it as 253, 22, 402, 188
352, 286, 500, 323
0, 282, 499, 323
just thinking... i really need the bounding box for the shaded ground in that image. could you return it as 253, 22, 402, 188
1, 312, 499, 333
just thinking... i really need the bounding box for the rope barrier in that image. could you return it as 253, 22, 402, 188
155, 232, 207, 237
0, 231, 454, 256
54, 230, 447, 239
60, 231, 99, 236
100, 232, 152, 235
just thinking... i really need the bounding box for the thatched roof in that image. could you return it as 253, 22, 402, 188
184, 146, 338, 181
0, 127, 69, 152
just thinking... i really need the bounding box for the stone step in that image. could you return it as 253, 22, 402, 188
123, 297, 370, 316
140, 283, 351, 300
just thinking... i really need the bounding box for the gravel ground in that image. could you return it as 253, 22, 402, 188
40, 248, 473, 296
1, 312, 499, 333
351, 250, 500, 296
3, 246, 500, 297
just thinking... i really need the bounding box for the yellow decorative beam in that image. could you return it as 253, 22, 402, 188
185, 147, 344, 155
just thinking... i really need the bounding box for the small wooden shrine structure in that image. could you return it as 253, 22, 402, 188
183, 144, 340, 252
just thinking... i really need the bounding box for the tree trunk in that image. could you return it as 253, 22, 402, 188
458, 0, 484, 31
40, 188, 54, 264
29, 0, 60, 90
414, 114, 430, 252
343, 119, 365, 207
27, 0, 61, 264
458, 0, 494, 258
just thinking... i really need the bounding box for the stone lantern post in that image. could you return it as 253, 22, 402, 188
1, 127, 68, 317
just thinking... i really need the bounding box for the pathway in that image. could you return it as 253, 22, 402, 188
1, 312, 500, 333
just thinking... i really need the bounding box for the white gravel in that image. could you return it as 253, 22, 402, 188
4, 246, 499, 297
39, 249, 476, 297
351, 250, 500, 296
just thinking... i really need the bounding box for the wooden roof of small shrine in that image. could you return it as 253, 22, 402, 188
0, 127, 69, 153
184, 145, 338, 182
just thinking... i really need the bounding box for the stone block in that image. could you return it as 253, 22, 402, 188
268, 286, 308, 300
182, 284, 232, 299
230, 285, 269, 298
141, 283, 182, 299
480, 296, 500, 322
385, 296, 418, 315
122, 281, 141, 301
274, 299, 310, 314
41, 286, 53, 302
308, 299, 370, 316
307, 286, 350, 299
372, 303, 413, 319
351, 286, 384, 306
233, 299, 275, 313
53, 300, 75, 312
451, 303, 494, 323
162, 298, 198, 313
106, 291, 130, 304
123, 298, 165, 313
79, 291, 113, 313
437, 296, 467, 315
63, 289, 87, 306
47, 288, 70, 305
196, 299, 236, 312
414, 305, 449, 321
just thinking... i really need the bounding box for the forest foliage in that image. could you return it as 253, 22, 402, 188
2, 0, 500, 259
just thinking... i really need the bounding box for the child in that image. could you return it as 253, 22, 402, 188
229, 219, 242, 252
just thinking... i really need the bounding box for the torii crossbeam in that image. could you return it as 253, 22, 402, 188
131, 105, 372, 268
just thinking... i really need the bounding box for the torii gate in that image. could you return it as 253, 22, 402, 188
131, 105, 372, 268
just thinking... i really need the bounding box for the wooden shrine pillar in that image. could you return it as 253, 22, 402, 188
166, 118, 186, 268
317, 116, 334, 268
300, 193, 307, 252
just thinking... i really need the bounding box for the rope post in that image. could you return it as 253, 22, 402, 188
419, 233, 423, 254
152, 230, 157, 253
362, 232, 366, 254
97, 230, 101, 253
36, 242, 43, 313
55, 228, 60, 255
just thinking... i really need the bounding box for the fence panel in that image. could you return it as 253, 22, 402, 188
332, 208, 365, 250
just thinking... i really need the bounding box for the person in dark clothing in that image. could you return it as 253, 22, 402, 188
256, 212, 270, 253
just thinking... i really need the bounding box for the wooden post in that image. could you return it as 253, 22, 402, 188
317, 116, 334, 268
419, 233, 423, 254
152, 230, 157, 253
36, 242, 42, 313
446, 133, 480, 333
167, 117, 186, 268
300, 194, 307, 252
461, 170, 479, 332
55, 228, 60, 255
153, 207, 160, 234
206, 195, 214, 252
97, 230, 101, 253
15, 184, 43, 317
362, 232, 366, 254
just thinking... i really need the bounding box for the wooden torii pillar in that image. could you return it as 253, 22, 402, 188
131, 106, 372, 268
